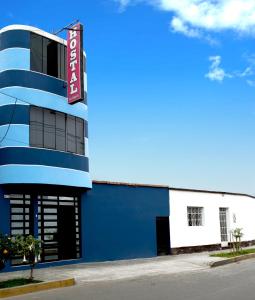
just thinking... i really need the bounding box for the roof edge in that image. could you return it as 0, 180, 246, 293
92, 180, 169, 189
92, 180, 255, 198
0, 24, 67, 46
169, 187, 255, 199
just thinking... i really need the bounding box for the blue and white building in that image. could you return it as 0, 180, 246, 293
0, 25, 171, 271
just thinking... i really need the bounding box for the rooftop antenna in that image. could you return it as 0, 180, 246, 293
53, 19, 80, 36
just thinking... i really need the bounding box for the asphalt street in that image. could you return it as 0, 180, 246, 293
12, 258, 255, 300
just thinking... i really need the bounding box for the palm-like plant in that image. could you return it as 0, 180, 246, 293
231, 228, 243, 253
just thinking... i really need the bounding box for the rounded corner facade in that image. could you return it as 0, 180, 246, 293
0, 25, 91, 189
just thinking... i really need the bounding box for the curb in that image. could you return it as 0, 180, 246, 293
0, 278, 75, 298
210, 253, 255, 268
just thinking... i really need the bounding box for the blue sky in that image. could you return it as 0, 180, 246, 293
1, 0, 255, 194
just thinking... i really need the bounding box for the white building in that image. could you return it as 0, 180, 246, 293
169, 188, 255, 254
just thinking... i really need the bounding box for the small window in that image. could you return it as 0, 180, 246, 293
187, 207, 203, 226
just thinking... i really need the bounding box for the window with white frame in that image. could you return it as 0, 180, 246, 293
187, 207, 203, 226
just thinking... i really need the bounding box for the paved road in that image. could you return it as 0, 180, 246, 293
12, 258, 255, 300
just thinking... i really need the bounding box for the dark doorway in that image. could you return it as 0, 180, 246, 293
58, 206, 77, 260
156, 217, 170, 256
38, 195, 81, 262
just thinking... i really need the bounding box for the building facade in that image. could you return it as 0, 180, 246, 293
0, 25, 171, 271
169, 188, 255, 254
2, 23, 255, 273
0, 24, 91, 267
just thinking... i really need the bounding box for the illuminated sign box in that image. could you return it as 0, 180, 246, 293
67, 23, 84, 104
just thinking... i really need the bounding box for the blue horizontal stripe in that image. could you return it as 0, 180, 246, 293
0, 70, 87, 105
0, 165, 92, 188
0, 104, 29, 125
0, 48, 30, 72
0, 87, 88, 120
0, 70, 67, 98
0, 30, 30, 51
0, 147, 89, 172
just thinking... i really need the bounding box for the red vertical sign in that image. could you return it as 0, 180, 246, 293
67, 23, 84, 104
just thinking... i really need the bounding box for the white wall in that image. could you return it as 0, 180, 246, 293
169, 189, 255, 248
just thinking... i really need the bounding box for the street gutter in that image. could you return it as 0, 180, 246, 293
0, 278, 75, 298
210, 253, 255, 268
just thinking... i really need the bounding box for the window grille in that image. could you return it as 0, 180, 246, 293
187, 206, 203, 226
219, 208, 228, 242
38, 195, 81, 262
5, 194, 33, 265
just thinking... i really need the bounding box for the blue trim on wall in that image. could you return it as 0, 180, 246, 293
0, 48, 30, 72
0, 165, 92, 187
0, 70, 67, 98
0, 30, 30, 51
0, 87, 88, 120
82, 184, 170, 262
0, 70, 88, 105
0, 105, 29, 125
0, 124, 29, 147
0, 147, 89, 172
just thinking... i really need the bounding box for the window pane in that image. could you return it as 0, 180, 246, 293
44, 109, 56, 149
187, 207, 203, 226
76, 118, 84, 155
67, 115, 76, 153
42, 37, 49, 74
58, 44, 61, 80
30, 33, 43, 73
63, 45, 67, 81
30, 106, 43, 148
56, 112, 66, 151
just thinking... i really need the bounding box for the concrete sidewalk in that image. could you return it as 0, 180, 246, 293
0, 252, 224, 283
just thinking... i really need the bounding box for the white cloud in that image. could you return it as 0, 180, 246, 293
115, 0, 255, 38
235, 67, 254, 78
205, 56, 232, 82
205, 55, 255, 84
171, 16, 201, 37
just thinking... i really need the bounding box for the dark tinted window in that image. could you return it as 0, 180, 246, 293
30, 33, 66, 80
76, 118, 84, 155
42, 37, 48, 74
30, 106, 85, 155
56, 112, 66, 151
30, 34, 43, 73
67, 115, 76, 153
47, 41, 58, 77
44, 110, 56, 149
30, 106, 43, 147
